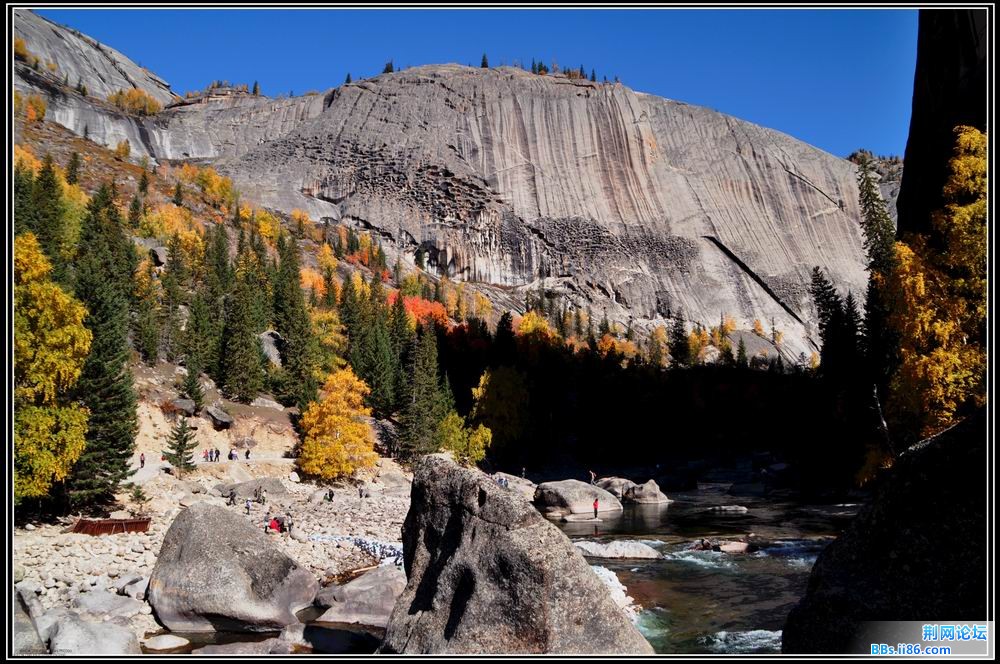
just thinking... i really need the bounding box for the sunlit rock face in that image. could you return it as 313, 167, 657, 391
15, 7, 888, 358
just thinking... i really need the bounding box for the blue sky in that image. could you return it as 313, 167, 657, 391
36, 8, 918, 157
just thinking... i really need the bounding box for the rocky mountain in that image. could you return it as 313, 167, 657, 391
13, 8, 901, 358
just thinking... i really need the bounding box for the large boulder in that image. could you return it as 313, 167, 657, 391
315, 565, 407, 629
259, 330, 284, 368
595, 477, 636, 499
204, 405, 234, 430
380, 456, 652, 654
149, 503, 318, 632
622, 479, 670, 504
13, 590, 46, 654
215, 477, 288, 500
574, 540, 661, 559
494, 472, 537, 501
782, 410, 986, 653
533, 480, 623, 517
48, 614, 141, 655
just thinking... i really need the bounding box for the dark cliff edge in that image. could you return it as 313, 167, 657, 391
896, 9, 988, 238
781, 408, 987, 653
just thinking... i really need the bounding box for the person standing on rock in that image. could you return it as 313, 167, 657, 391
593, 498, 599, 519
203, 449, 209, 463
214, 448, 220, 462
245, 448, 251, 461
140, 452, 145, 469
245, 498, 252, 516
589, 470, 597, 485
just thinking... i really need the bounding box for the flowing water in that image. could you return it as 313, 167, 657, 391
554, 483, 861, 654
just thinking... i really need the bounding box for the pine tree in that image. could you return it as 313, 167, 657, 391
856, 155, 900, 402
183, 291, 217, 381
399, 324, 447, 458
128, 194, 142, 229
15, 165, 37, 237
138, 169, 149, 196
66, 151, 81, 185
274, 235, 318, 409
599, 309, 611, 337
383, 60, 394, 74
590, 68, 596, 82
160, 234, 188, 361
172, 181, 183, 205
68, 185, 138, 507
736, 337, 749, 369
345, 73, 352, 84
481, 53, 489, 68
162, 417, 197, 478
669, 311, 690, 367
221, 252, 266, 403
134, 261, 160, 364
322, 267, 338, 309
32, 155, 69, 285
252, 80, 260, 96
181, 362, 205, 413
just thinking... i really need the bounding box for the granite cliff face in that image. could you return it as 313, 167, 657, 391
14, 9, 895, 357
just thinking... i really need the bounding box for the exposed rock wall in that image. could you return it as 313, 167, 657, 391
13, 8, 174, 105
896, 9, 988, 237
15, 10, 887, 358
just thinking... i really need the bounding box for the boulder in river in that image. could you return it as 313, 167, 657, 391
495, 472, 537, 501
574, 540, 661, 559
533, 480, 623, 517
595, 477, 636, 499
782, 410, 987, 653
380, 456, 652, 654
623, 479, 671, 504
148, 503, 318, 632
315, 565, 407, 629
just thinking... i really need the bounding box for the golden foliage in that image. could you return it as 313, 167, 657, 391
23, 94, 47, 123
316, 243, 338, 273
887, 126, 988, 439
114, 139, 131, 160
14, 144, 42, 173
517, 310, 558, 342
311, 309, 347, 376
14, 37, 30, 61
752, 319, 765, 337
300, 267, 326, 299
436, 412, 492, 466
297, 368, 378, 480
107, 88, 162, 115
14, 233, 92, 501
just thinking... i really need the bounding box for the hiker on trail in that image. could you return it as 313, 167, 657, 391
589, 470, 597, 485
203, 449, 209, 462
521, 467, 526, 479
245, 449, 250, 461
358, 484, 365, 499
214, 448, 220, 462
245, 499, 252, 516
264, 513, 271, 532
326, 488, 335, 502
227, 489, 237, 506
593, 498, 599, 519
140, 453, 145, 469
260, 488, 268, 505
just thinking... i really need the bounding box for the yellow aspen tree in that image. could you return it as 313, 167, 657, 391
297, 368, 377, 480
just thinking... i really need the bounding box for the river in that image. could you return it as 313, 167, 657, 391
554, 482, 860, 654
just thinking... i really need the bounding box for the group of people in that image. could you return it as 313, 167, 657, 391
264, 512, 293, 534
495, 475, 510, 489
201, 448, 252, 463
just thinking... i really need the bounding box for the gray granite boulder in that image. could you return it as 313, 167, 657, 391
574, 540, 661, 559
315, 565, 406, 629
595, 477, 636, 499
533, 480, 623, 517
380, 456, 652, 654
149, 503, 318, 632
48, 613, 141, 655
622, 479, 671, 504
783, 410, 987, 653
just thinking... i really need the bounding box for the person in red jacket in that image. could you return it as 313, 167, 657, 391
593, 498, 599, 519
